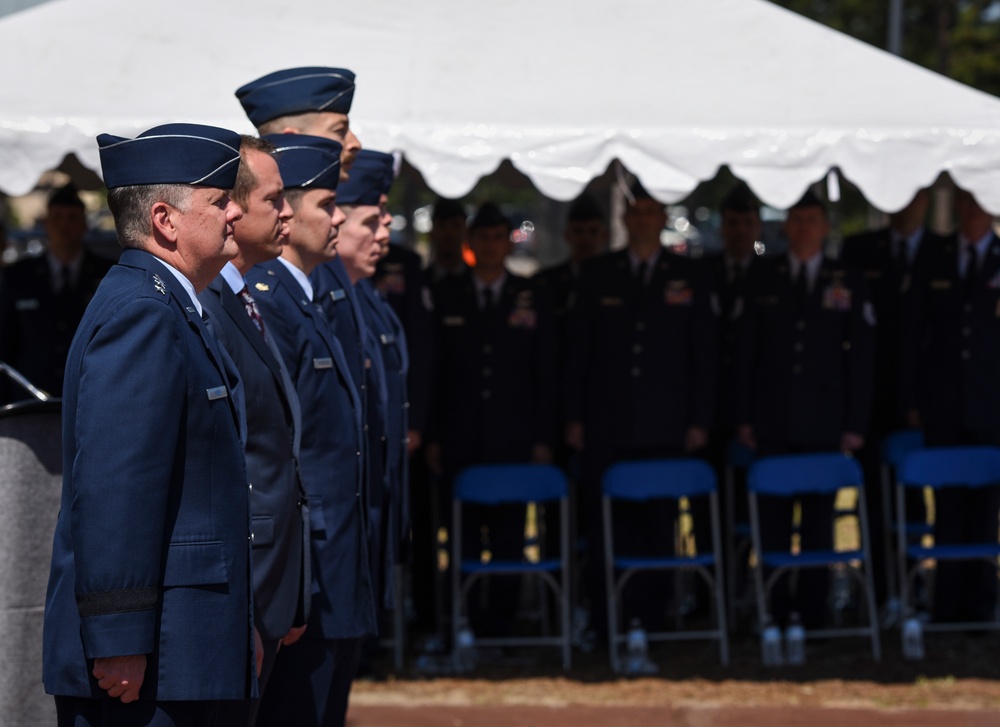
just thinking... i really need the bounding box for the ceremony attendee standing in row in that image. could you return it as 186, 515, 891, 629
733, 190, 876, 630
535, 192, 609, 376
899, 187, 1000, 624
564, 183, 719, 638
425, 197, 469, 284
237, 66, 361, 181
0, 184, 113, 402
349, 150, 415, 611
841, 188, 945, 607
44, 124, 256, 726
247, 135, 376, 727
428, 202, 557, 637
197, 136, 308, 727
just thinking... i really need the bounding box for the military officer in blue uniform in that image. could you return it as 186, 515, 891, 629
702, 183, 763, 617
374, 239, 433, 455
563, 182, 720, 637
0, 184, 113, 402
236, 66, 361, 181
427, 202, 557, 636
534, 191, 609, 374
43, 124, 255, 726
245, 136, 375, 727
197, 136, 308, 726
343, 150, 415, 613
426, 197, 469, 284
318, 150, 398, 614
841, 188, 946, 608
899, 187, 1000, 623
733, 190, 876, 630
703, 183, 761, 439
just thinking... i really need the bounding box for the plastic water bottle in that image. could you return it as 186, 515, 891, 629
454, 618, 477, 672
624, 618, 657, 674
761, 621, 784, 666
626, 618, 646, 653
902, 616, 925, 661
784, 612, 806, 665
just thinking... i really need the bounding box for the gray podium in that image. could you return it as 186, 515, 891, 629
0, 399, 62, 726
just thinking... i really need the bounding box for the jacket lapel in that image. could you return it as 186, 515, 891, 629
273, 261, 364, 419
216, 278, 288, 395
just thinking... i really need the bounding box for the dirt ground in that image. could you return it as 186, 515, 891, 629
346, 632, 1000, 725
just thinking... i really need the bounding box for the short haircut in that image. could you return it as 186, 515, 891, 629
720, 182, 760, 216
282, 187, 307, 212
48, 184, 84, 209
431, 197, 466, 222
567, 193, 605, 224
257, 111, 322, 136
789, 188, 827, 215
232, 136, 277, 210
469, 201, 511, 233
106, 184, 191, 249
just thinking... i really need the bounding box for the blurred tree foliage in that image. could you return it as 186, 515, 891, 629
771, 0, 1000, 97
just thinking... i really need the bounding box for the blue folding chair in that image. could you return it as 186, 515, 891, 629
724, 439, 756, 629
602, 459, 729, 672
451, 464, 571, 670
896, 446, 1000, 634
879, 430, 926, 622
748, 453, 881, 661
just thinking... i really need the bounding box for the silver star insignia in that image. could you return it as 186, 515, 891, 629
152, 274, 167, 295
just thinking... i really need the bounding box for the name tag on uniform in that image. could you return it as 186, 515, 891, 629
379, 333, 396, 345
930, 279, 952, 290
329, 289, 347, 302
206, 386, 228, 401
14, 298, 39, 311
600, 296, 623, 306
313, 357, 333, 369
444, 316, 465, 326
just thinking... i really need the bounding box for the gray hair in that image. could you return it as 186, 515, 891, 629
106, 184, 192, 249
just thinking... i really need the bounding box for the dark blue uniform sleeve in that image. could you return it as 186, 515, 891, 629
70, 298, 184, 659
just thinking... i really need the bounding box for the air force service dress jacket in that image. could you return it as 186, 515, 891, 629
0, 250, 114, 400
199, 269, 310, 642
246, 259, 377, 640
733, 255, 876, 448
564, 249, 719, 453
43, 248, 255, 701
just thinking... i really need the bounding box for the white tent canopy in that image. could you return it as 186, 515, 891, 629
1, 0, 999, 212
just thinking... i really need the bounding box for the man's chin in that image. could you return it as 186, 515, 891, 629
222, 238, 240, 259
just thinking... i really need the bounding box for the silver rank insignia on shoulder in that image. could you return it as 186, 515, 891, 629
255, 282, 269, 292
153, 274, 167, 295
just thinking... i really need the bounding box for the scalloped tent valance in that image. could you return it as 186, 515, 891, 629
0, 0, 998, 212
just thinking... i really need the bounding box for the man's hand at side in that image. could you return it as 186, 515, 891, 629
93, 654, 146, 703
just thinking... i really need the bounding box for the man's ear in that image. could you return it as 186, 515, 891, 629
150, 201, 179, 245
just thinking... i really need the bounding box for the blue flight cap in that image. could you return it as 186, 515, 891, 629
336, 149, 394, 205
236, 67, 357, 127
97, 123, 242, 189
265, 134, 343, 190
